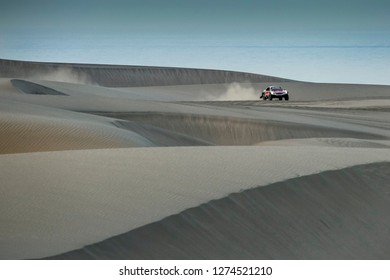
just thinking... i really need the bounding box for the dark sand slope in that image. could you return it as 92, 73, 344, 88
11, 79, 68, 96
48, 162, 390, 260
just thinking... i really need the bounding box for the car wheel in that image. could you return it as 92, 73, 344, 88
284, 95, 289, 101
279, 97, 282, 100
269, 95, 273, 101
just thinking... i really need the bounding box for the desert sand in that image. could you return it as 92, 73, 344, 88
0, 58, 389, 259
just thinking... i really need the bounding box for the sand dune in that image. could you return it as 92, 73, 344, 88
1, 147, 389, 259
113, 113, 386, 146
0, 58, 289, 87
49, 162, 390, 260
0, 59, 389, 259
0, 99, 150, 154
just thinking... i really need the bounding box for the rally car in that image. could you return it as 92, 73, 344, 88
261, 85, 289, 100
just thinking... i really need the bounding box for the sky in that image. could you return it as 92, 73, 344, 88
1, 0, 389, 84
1, 0, 389, 34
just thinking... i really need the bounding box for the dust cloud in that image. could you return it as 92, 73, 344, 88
213, 83, 259, 101
32, 67, 92, 84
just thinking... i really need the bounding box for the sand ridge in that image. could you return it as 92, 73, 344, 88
0, 58, 290, 87
50, 162, 390, 260
1, 146, 390, 259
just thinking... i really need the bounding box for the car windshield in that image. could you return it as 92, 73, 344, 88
271, 86, 283, 90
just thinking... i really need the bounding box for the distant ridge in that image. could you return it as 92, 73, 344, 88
0, 58, 291, 87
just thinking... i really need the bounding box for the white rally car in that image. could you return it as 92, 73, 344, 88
261, 85, 289, 101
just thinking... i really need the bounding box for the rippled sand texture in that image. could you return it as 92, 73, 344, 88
0, 59, 389, 259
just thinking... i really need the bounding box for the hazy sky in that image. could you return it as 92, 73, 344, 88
1, 0, 389, 35
1, 0, 389, 84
